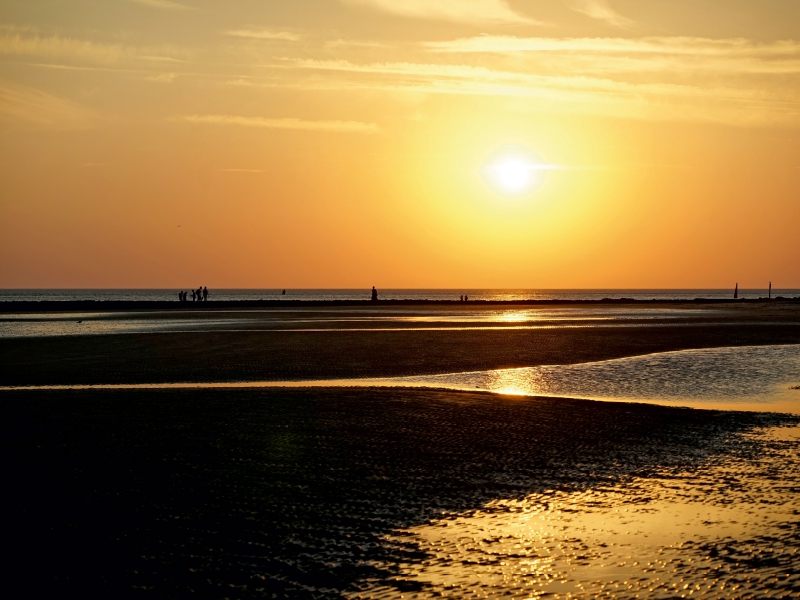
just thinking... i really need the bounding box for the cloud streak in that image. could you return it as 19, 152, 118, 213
423, 36, 800, 74
0, 32, 179, 66
0, 80, 91, 129
129, 0, 193, 9
177, 114, 379, 133
278, 57, 800, 126
225, 29, 301, 41
337, 0, 543, 25
426, 35, 800, 56
570, 0, 634, 28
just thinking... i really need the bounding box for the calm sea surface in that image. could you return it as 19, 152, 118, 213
1, 288, 798, 302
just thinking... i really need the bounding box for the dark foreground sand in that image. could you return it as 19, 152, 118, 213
3, 387, 797, 598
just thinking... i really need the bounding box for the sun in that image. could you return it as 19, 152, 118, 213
493, 158, 532, 192
482, 146, 556, 197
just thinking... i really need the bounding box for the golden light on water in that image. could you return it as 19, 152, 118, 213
484, 368, 548, 397
494, 387, 528, 397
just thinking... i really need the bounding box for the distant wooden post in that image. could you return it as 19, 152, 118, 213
769, 282, 772, 299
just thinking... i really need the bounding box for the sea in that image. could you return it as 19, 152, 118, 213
1, 288, 798, 302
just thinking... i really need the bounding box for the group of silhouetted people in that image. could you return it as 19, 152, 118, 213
460, 294, 469, 302
178, 286, 208, 302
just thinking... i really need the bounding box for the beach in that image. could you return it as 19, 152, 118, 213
2, 302, 800, 598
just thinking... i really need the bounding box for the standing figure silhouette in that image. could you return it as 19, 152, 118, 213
371, 286, 378, 302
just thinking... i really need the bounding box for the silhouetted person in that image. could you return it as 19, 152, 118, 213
203, 286, 208, 301
197, 287, 203, 302
371, 286, 378, 302
465, 294, 469, 302
282, 290, 286, 295
178, 291, 181, 301
191, 290, 196, 301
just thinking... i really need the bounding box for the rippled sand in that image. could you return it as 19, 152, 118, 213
364, 425, 800, 599
3, 387, 798, 598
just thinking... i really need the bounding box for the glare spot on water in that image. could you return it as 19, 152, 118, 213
388, 345, 800, 412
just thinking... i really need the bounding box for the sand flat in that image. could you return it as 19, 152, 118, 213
2, 303, 799, 386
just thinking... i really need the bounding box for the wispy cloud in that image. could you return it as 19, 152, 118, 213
129, 0, 193, 9
570, 0, 634, 28
286, 58, 701, 94
0, 80, 91, 129
426, 36, 800, 55
0, 32, 179, 66
279, 57, 800, 126
146, 72, 177, 82
225, 29, 301, 41
176, 114, 380, 133
424, 36, 800, 74
337, 0, 544, 25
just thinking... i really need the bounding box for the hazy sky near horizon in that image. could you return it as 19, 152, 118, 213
1, 0, 799, 288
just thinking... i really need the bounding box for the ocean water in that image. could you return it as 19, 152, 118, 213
1, 288, 798, 302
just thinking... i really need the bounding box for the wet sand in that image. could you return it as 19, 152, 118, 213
2, 303, 800, 386
4, 387, 797, 598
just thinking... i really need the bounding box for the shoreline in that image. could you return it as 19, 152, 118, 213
1, 296, 799, 313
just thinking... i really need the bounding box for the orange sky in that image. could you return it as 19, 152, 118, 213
1, 0, 799, 288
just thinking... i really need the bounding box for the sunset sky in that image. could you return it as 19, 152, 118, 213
1, 0, 799, 289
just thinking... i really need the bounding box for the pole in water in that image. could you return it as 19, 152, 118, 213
769, 281, 772, 299
733, 283, 738, 299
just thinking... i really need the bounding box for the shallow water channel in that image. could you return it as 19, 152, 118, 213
7, 345, 800, 414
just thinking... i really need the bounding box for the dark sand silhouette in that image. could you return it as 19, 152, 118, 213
4, 387, 795, 597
